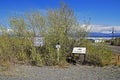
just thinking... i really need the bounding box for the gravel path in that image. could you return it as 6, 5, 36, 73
0, 64, 120, 80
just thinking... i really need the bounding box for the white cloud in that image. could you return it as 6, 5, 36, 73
90, 24, 120, 33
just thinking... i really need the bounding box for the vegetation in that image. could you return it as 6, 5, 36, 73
86, 42, 112, 66
0, 2, 112, 67
112, 38, 120, 46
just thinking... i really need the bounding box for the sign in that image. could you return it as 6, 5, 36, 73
72, 47, 86, 54
56, 45, 61, 49
34, 37, 45, 47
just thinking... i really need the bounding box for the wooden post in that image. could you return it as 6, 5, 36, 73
83, 54, 86, 63
118, 55, 120, 62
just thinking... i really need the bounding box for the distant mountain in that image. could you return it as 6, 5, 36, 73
88, 32, 120, 37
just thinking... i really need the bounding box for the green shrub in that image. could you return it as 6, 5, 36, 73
86, 42, 112, 66
31, 53, 43, 66
0, 2, 113, 67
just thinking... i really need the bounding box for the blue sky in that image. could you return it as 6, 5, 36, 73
0, 0, 120, 27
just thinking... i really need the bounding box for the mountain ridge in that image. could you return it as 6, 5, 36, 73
89, 32, 120, 37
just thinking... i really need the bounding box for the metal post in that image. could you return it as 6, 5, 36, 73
111, 27, 114, 45
57, 48, 60, 62
112, 27, 114, 40
56, 43, 61, 62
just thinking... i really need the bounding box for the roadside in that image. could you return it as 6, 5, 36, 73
0, 64, 120, 80
107, 44, 120, 66
107, 44, 120, 54
0, 44, 120, 80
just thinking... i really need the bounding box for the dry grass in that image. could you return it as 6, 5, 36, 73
111, 54, 120, 66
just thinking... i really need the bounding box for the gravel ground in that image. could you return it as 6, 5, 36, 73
0, 64, 120, 80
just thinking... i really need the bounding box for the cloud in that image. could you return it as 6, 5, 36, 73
90, 25, 120, 33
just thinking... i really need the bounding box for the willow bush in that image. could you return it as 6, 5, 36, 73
0, 2, 113, 67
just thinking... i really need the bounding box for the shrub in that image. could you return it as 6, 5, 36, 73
86, 41, 112, 66
31, 48, 43, 66
1, 2, 112, 67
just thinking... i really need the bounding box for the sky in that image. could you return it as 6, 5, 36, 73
0, 0, 120, 32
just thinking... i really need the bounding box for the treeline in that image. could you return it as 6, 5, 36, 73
0, 2, 112, 67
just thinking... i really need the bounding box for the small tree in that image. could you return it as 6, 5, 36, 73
26, 11, 46, 36
44, 3, 76, 63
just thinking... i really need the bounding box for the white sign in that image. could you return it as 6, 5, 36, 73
56, 45, 61, 49
72, 47, 86, 54
34, 37, 45, 47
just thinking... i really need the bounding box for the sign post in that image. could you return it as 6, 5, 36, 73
72, 47, 86, 64
34, 37, 45, 47
56, 43, 61, 62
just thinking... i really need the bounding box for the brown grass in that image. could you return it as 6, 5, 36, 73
111, 54, 120, 66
